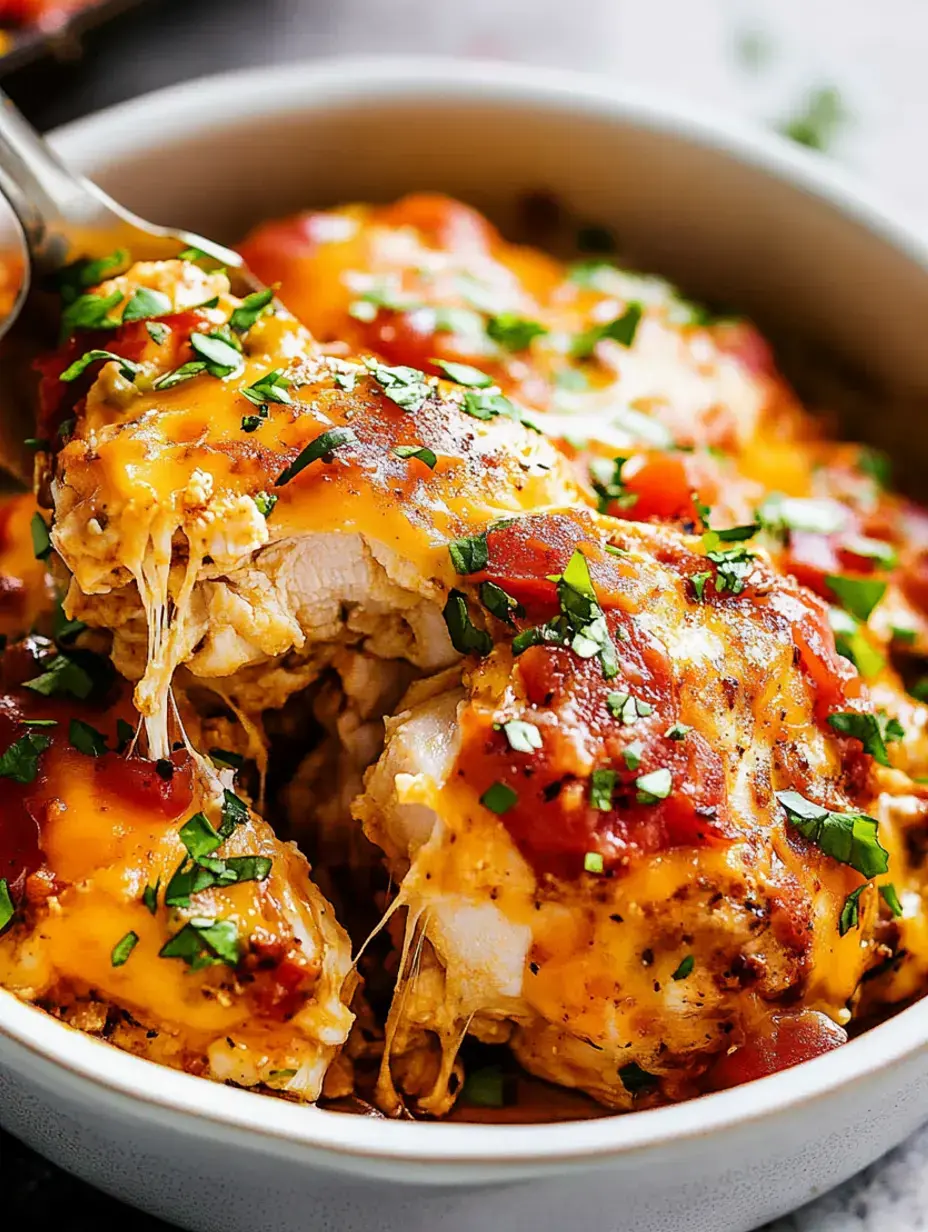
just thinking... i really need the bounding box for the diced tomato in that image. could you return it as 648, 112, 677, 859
612, 453, 702, 524
705, 1010, 846, 1091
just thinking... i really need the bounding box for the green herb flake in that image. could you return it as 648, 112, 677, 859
779, 86, 848, 153
825, 574, 887, 622
621, 741, 644, 771
858, 447, 891, 489
480, 782, 518, 815
671, 955, 695, 981
442, 589, 492, 657
159, 917, 241, 970
56, 250, 129, 303
23, 653, 94, 700
146, 321, 170, 345
209, 747, 245, 771
827, 710, 904, 767
606, 691, 653, 725
839, 885, 867, 936
190, 330, 244, 378
462, 1065, 506, 1108
122, 287, 172, 323
60, 348, 140, 384
31, 513, 51, 561
0, 731, 52, 783
69, 718, 108, 757
691, 571, 712, 603
842, 535, 897, 569
276, 427, 358, 486
179, 812, 223, 861
590, 767, 618, 811
665, 723, 691, 741
433, 360, 493, 387
240, 368, 293, 410
636, 768, 673, 804
142, 881, 160, 915
584, 851, 605, 875
486, 313, 548, 351
365, 359, 432, 412
571, 302, 643, 360
776, 790, 889, 878
502, 719, 543, 754
60, 289, 124, 338
253, 491, 277, 518
480, 580, 524, 627
219, 789, 249, 838
880, 883, 904, 918
0, 879, 14, 931
229, 286, 276, 332
111, 931, 139, 967
755, 493, 846, 537
153, 360, 208, 390
448, 533, 489, 575
393, 444, 437, 469
829, 606, 885, 679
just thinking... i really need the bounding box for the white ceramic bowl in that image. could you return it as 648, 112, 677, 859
2, 57, 928, 1232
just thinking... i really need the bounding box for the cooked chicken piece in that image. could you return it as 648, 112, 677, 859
356, 509, 907, 1113
0, 636, 354, 1099
242, 195, 928, 689
40, 257, 583, 758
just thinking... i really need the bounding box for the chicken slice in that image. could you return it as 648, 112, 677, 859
356, 509, 906, 1113
0, 637, 354, 1101
40, 258, 583, 757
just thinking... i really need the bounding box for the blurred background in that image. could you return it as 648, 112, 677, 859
2, 0, 928, 1228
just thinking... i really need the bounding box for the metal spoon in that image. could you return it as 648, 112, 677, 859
0, 87, 260, 481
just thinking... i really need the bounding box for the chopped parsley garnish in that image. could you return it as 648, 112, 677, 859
146, 321, 170, 345
554, 550, 619, 678
177, 245, 211, 262
0, 731, 52, 783
240, 368, 293, 412
755, 493, 845, 537
703, 542, 755, 596
827, 710, 904, 766
253, 491, 277, 518
486, 313, 548, 351
776, 790, 889, 878
60, 348, 140, 384
665, 722, 691, 741
481, 781, 518, 815
825, 575, 886, 622
365, 359, 432, 412
122, 287, 172, 323
839, 885, 866, 936
23, 652, 94, 700
20, 719, 57, 727
179, 812, 223, 860
31, 513, 51, 561
858, 447, 891, 489
0, 880, 14, 931
480, 580, 524, 627
571, 302, 643, 359
165, 802, 270, 909
842, 535, 897, 569
460, 390, 539, 432
589, 456, 637, 513
622, 741, 644, 771
433, 360, 493, 387
880, 883, 904, 918
442, 589, 492, 656
606, 691, 653, 725
590, 768, 618, 811
779, 85, 847, 153
190, 330, 243, 378
619, 1062, 658, 1096
636, 768, 672, 803
69, 718, 108, 757
672, 955, 695, 980
159, 917, 241, 970
502, 720, 542, 753
229, 286, 276, 332
56, 249, 128, 302
275, 426, 357, 486
153, 360, 209, 390
829, 607, 884, 678
583, 851, 605, 875
462, 1065, 506, 1108
703, 523, 758, 546
393, 444, 437, 469
111, 931, 139, 967
60, 288, 123, 338
448, 533, 489, 575
219, 789, 248, 837
209, 747, 244, 771
142, 881, 159, 915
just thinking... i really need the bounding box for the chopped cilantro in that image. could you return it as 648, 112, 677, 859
365, 359, 431, 412
622, 741, 644, 771
253, 491, 277, 518
60, 288, 123, 337
589, 456, 637, 513
825, 575, 886, 622
146, 321, 170, 345
159, 917, 241, 970
433, 360, 493, 387
486, 313, 548, 351
111, 931, 139, 967
56, 250, 128, 302
69, 718, 108, 757
275, 427, 357, 486
665, 722, 691, 741
839, 885, 866, 936
776, 790, 888, 877
240, 368, 293, 409
190, 330, 243, 378
636, 768, 672, 803
480, 581, 524, 627
122, 287, 172, 323
460, 390, 539, 432
672, 955, 695, 980
209, 748, 244, 771
606, 691, 653, 725
229, 286, 276, 332
448, 533, 489, 575
571, 302, 643, 359
590, 767, 617, 811
827, 710, 904, 766
142, 881, 159, 915
442, 589, 492, 657
153, 360, 208, 390
23, 653, 94, 700
829, 607, 885, 678
60, 349, 140, 384
393, 444, 437, 469
481, 782, 518, 815
0, 731, 52, 783
880, 883, 903, 918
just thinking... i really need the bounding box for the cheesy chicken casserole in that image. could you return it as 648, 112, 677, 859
1, 194, 926, 1119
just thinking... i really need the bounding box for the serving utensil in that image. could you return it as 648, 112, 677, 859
0, 86, 256, 481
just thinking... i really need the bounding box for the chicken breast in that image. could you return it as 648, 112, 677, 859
0, 636, 354, 1100
356, 508, 908, 1113
40, 257, 583, 759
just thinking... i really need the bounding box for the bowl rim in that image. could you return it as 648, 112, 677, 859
4, 53, 928, 1172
